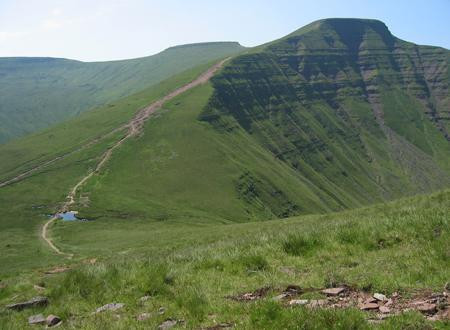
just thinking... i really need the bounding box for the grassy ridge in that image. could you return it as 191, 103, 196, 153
0, 189, 448, 328
0, 62, 216, 181
0, 42, 244, 143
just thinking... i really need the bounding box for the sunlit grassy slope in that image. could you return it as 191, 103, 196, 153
1, 189, 448, 328
0, 18, 449, 329
0, 63, 218, 274
0, 42, 244, 143
73, 19, 450, 224
0, 19, 449, 276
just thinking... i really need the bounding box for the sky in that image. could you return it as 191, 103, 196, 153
0, 0, 449, 62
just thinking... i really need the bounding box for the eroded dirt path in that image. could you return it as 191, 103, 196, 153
40, 59, 229, 256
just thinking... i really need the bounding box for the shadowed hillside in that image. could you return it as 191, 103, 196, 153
201, 18, 450, 211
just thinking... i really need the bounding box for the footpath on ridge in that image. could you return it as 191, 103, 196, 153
32, 58, 229, 256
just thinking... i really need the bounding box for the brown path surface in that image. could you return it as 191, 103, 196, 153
39, 59, 229, 255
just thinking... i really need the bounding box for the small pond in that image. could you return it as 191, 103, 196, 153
57, 211, 78, 221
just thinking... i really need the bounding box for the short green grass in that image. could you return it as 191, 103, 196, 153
0, 189, 448, 328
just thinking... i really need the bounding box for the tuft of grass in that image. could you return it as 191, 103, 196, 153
240, 254, 269, 273
249, 300, 368, 329
282, 232, 323, 256
175, 285, 208, 322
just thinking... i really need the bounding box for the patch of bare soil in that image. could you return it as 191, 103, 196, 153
227, 286, 271, 301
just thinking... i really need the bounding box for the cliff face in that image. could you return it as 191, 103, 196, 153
201, 19, 450, 210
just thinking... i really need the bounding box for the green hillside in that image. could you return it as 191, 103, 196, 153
0, 18, 449, 328
1, 188, 449, 328
0, 42, 244, 143
74, 18, 450, 223
201, 18, 450, 207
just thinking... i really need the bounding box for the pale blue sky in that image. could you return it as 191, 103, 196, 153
0, 0, 449, 61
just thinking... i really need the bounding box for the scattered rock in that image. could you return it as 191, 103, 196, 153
273, 293, 289, 301
373, 293, 387, 301
284, 285, 301, 295
205, 323, 234, 329
253, 285, 448, 321
321, 287, 346, 296
159, 319, 178, 329
158, 307, 166, 315
28, 314, 46, 325
415, 303, 437, 314
379, 306, 390, 314
44, 267, 69, 275
46, 314, 61, 327
273, 285, 302, 301
34, 285, 45, 292
139, 295, 151, 302
229, 287, 270, 301
289, 299, 308, 306
6, 296, 49, 311
308, 299, 327, 309
360, 302, 379, 310
137, 313, 151, 321
95, 303, 124, 313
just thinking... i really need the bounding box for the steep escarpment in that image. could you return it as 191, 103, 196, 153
201, 18, 450, 210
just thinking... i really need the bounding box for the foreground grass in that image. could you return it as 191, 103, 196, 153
0, 190, 448, 328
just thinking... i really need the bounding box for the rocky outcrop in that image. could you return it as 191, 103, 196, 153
6, 296, 48, 311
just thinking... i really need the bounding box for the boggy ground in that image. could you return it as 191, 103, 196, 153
0, 189, 448, 329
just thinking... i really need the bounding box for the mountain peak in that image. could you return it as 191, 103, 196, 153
293, 18, 391, 35
266, 18, 396, 53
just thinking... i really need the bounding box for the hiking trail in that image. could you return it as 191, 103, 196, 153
36, 59, 229, 256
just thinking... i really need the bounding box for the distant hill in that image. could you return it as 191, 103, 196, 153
0, 42, 244, 143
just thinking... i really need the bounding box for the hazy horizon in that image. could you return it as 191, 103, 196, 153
1, 0, 449, 62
